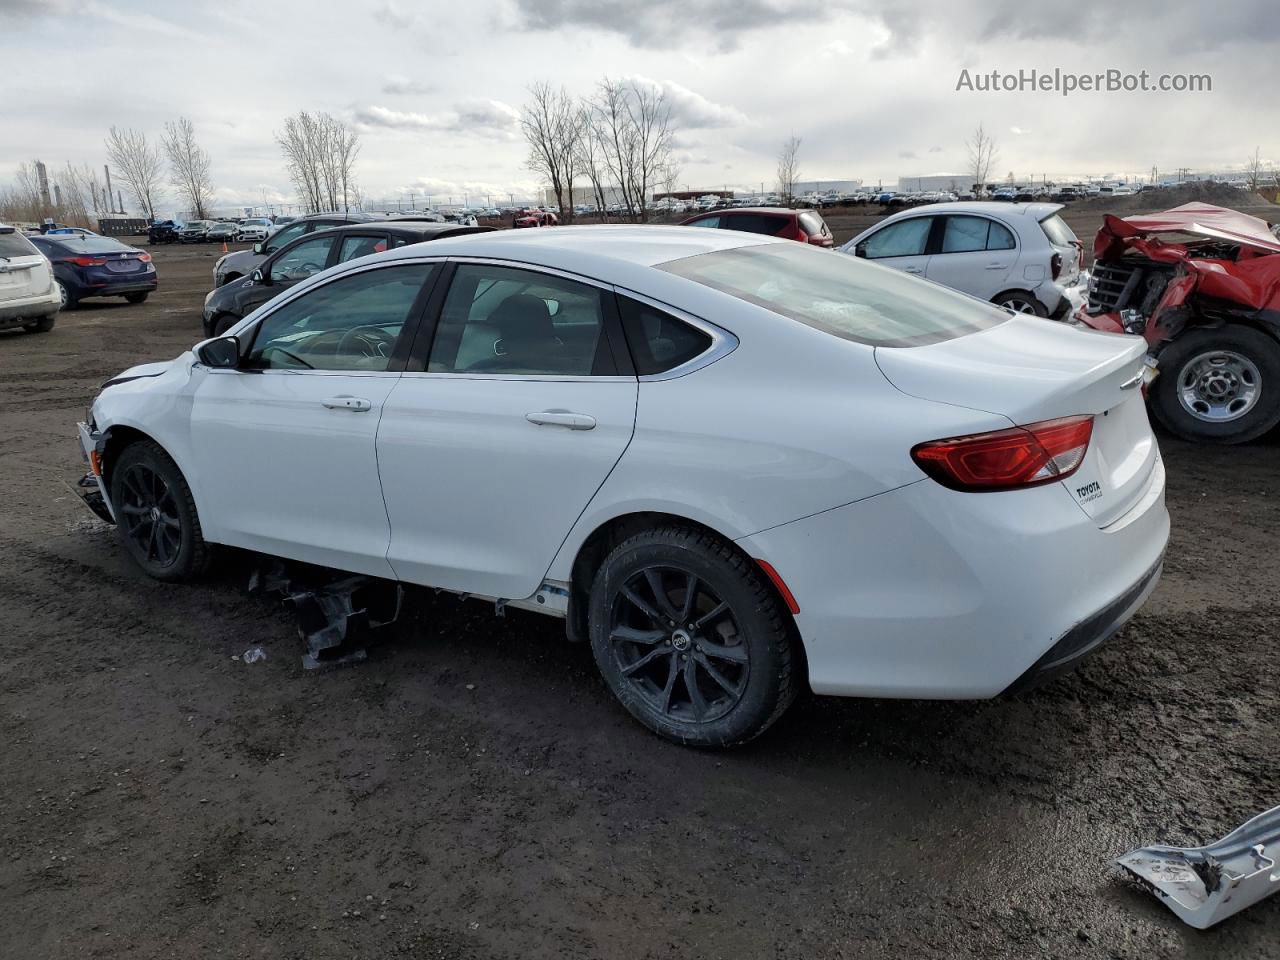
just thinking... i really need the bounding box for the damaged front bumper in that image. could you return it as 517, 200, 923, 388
74, 421, 115, 524
1117, 804, 1280, 929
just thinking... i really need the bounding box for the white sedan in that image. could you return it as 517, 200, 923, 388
75, 226, 1169, 746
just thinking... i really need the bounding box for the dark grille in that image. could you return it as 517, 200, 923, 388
1087, 261, 1142, 314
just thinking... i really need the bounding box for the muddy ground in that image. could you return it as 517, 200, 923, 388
1, 226, 1277, 960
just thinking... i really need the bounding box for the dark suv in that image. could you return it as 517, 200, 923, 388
679, 207, 833, 247
201, 221, 492, 337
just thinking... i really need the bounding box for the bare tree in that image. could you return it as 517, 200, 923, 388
0, 162, 46, 223
574, 105, 610, 218
521, 83, 581, 223
162, 117, 214, 219
966, 122, 998, 197
105, 126, 164, 220
589, 77, 675, 223
1246, 147, 1264, 193
276, 111, 361, 213
777, 135, 801, 206
53, 163, 104, 228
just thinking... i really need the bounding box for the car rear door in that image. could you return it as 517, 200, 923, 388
853, 215, 934, 278
188, 262, 439, 576
376, 261, 637, 599
924, 214, 1017, 301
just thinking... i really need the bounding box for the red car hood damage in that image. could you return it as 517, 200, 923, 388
1080, 203, 1280, 341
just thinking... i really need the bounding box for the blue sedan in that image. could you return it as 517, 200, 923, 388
27, 235, 157, 309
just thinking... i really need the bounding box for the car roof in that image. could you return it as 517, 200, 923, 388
881, 201, 1063, 220
307, 222, 496, 240
375, 224, 780, 272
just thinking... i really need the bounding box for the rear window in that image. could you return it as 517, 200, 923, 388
1039, 213, 1077, 247
725, 214, 788, 236
51, 237, 133, 254
660, 242, 1007, 348
0, 231, 38, 258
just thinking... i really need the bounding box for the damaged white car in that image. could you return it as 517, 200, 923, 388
76, 226, 1169, 746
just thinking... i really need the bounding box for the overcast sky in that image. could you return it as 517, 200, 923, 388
1, 0, 1273, 213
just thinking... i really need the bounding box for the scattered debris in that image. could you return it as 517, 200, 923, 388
242, 648, 267, 664
1115, 804, 1280, 928
249, 560, 402, 670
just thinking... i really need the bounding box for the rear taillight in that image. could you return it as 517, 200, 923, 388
68, 256, 108, 267
1050, 252, 1063, 279
911, 416, 1094, 492
138, 253, 152, 263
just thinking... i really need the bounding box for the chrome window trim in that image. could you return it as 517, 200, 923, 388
611, 286, 739, 382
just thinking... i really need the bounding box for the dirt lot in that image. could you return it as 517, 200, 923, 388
1, 227, 1278, 960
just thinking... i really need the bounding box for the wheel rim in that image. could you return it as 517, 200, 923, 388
1177, 349, 1262, 423
608, 565, 749, 724
1001, 297, 1037, 314
57, 282, 68, 307
117, 464, 182, 567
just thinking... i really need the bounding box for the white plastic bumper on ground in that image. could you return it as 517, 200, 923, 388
736, 456, 1169, 699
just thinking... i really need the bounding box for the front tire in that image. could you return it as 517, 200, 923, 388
211, 313, 241, 336
588, 526, 798, 747
124, 292, 149, 304
1150, 325, 1280, 444
108, 440, 210, 582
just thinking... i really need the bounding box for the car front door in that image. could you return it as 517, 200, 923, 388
376, 261, 638, 599
236, 233, 339, 317
188, 261, 439, 576
924, 214, 1017, 301
852, 216, 934, 277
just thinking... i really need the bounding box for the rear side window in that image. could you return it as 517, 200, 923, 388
725, 214, 788, 236
798, 211, 829, 238
338, 235, 388, 261
660, 242, 1007, 348
618, 296, 713, 375
1039, 213, 1077, 247
940, 216, 1017, 253
0, 231, 38, 258
686, 216, 721, 229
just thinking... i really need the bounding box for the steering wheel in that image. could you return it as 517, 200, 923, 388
336, 324, 397, 361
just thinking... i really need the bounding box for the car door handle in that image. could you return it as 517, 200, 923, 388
903, 266, 923, 274
525, 410, 597, 430
985, 262, 1009, 269
322, 396, 372, 412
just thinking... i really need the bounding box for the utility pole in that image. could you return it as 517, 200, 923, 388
104, 165, 114, 213
117, 190, 124, 214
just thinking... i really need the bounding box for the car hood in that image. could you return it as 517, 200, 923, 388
217, 248, 265, 274
1095, 202, 1280, 261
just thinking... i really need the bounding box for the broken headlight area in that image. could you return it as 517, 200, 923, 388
1116, 803, 1280, 929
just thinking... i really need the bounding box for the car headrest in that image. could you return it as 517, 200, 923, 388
488, 294, 554, 342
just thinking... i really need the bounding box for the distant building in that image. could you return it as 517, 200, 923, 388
896, 174, 971, 193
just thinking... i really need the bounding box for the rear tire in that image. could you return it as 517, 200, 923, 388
124, 292, 149, 304
588, 526, 798, 747
1150, 326, 1280, 444
108, 440, 210, 582
993, 291, 1048, 317
56, 280, 78, 310
23, 315, 56, 333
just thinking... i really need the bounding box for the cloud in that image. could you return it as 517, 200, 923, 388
626, 76, 748, 128
381, 75, 436, 95
373, 0, 419, 29
353, 99, 521, 139
511, 0, 839, 51
928, 145, 943, 152
898, 150, 917, 159
1009, 126, 1025, 135
0, 0, 199, 38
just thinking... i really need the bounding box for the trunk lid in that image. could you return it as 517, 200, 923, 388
0, 254, 52, 303
876, 316, 1157, 527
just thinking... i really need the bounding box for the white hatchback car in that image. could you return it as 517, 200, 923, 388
842, 202, 1087, 318
76, 226, 1168, 746
0, 225, 60, 333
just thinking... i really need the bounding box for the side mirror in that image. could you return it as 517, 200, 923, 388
197, 336, 240, 369
251, 268, 269, 285
252, 242, 264, 255
854, 244, 867, 258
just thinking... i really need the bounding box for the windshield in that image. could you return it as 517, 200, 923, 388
186, 221, 211, 228
0, 231, 39, 257
660, 242, 1008, 347
245, 219, 270, 226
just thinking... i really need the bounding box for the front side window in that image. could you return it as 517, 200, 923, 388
269, 235, 335, 282
427, 264, 612, 376
261, 220, 308, 254
245, 264, 434, 371
661, 242, 1007, 348
618, 296, 713, 375
860, 217, 932, 259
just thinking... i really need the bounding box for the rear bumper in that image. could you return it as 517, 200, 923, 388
0, 287, 60, 326
80, 276, 158, 297
736, 456, 1169, 699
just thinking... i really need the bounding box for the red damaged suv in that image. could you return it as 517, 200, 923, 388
1074, 202, 1280, 444
681, 207, 834, 247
